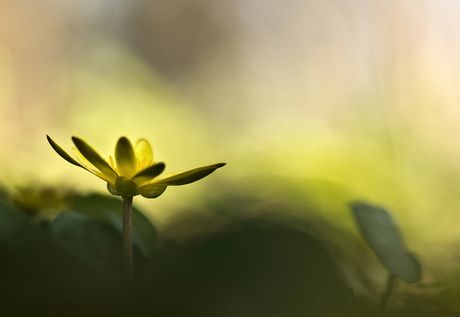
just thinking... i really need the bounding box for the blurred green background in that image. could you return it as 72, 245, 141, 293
1, 0, 460, 315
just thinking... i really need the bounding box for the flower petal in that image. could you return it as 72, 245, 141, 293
48, 135, 113, 184
131, 162, 165, 185
140, 185, 167, 199
135, 139, 153, 165
72, 148, 98, 171
147, 163, 226, 186
72, 136, 118, 184
73, 149, 114, 184
115, 137, 137, 178
47, 135, 84, 168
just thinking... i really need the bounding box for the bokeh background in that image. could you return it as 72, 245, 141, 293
2, 0, 460, 313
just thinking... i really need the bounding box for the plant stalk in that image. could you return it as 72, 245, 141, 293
122, 196, 133, 284
380, 274, 397, 312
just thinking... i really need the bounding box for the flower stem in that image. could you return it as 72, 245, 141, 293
122, 196, 133, 284
380, 274, 397, 312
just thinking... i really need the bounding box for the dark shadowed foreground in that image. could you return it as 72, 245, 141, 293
0, 192, 459, 316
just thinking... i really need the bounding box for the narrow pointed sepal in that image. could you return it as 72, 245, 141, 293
47, 135, 84, 168
114, 177, 140, 197
131, 162, 165, 185
151, 163, 226, 186
107, 182, 118, 195
72, 136, 119, 183
140, 185, 167, 199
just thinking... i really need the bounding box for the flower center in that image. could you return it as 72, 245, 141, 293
108, 154, 154, 176
136, 157, 154, 171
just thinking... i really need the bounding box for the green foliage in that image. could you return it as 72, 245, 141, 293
71, 193, 158, 258
350, 201, 421, 284
50, 212, 125, 277
134, 221, 349, 316
0, 199, 122, 314
1, 190, 459, 316
0, 199, 33, 243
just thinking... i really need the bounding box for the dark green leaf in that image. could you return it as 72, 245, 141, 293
350, 201, 421, 283
0, 200, 30, 242
50, 212, 123, 276
71, 193, 158, 257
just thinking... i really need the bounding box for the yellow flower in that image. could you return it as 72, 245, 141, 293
47, 136, 226, 198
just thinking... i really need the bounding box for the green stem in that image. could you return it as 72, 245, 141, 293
380, 274, 397, 312
122, 196, 133, 284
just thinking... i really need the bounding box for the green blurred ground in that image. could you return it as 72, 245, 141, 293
0, 189, 459, 316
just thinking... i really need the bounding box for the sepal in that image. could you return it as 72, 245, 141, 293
113, 177, 140, 197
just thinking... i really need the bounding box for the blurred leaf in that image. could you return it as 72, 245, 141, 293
11, 186, 75, 220
0, 200, 30, 242
101, 209, 150, 258
135, 221, 349, 316
71, 193, 157, 257
0, 200, 52, 251
350, 201, 421, 284
0, 203, 126, 314
50, 212, 123, 277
